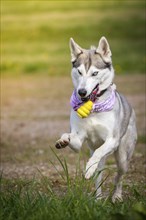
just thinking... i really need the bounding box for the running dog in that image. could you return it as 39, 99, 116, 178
55, 37, 137, 202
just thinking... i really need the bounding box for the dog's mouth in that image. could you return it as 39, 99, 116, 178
81, 84, 99, 102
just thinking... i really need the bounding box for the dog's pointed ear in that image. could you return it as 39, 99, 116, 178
69, 38, 83, 62
96, 37, 112, 63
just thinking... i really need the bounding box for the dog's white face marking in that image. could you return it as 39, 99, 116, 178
70, 37, 114, 99
72, 63, 114, 99
72, 64, 99, 97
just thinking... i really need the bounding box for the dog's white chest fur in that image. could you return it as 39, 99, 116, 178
70, 109, 115, 150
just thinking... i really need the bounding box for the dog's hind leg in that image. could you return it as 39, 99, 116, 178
112, 113, 137, 203
112, 149, 128, 203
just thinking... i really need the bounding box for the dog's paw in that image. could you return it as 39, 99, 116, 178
112, 193, 123, 203
55, 134, 70, 149
55, 139, 69, 149
85, 159, 99, 179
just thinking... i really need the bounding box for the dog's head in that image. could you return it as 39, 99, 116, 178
69, 37, 114, 100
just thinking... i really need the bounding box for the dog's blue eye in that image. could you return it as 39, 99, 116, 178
92, 72, 98, 76
78, 70, 82, 75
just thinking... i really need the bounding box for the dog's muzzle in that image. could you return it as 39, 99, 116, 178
80, 84, 99, 102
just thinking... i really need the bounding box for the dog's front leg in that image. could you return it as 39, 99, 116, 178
85, 137, 118, 179
55, 132, 84, 153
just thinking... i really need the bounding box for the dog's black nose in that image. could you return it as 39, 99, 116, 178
78, 88, 87, 97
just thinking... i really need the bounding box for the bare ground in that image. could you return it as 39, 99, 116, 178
0, 74, 146, 196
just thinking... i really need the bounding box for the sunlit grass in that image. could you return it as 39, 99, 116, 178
1, 1, 145, 75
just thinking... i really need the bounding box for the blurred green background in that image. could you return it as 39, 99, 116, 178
1, 0, 145, 76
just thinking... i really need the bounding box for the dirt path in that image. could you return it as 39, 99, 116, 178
1, 74, 145, 194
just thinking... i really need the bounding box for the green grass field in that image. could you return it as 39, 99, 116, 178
1, 150, 146, 220
1, 0, 145, 76
1, 1, 146, 220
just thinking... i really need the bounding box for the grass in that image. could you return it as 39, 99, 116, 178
1, 1, 145, 76
138, 135, 146, 144
1, 179, 145, 220
1, 150, 146, 220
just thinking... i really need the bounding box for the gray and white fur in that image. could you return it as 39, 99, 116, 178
55, 36, 137, 202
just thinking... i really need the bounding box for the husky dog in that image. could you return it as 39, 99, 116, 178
55, 37, 137, 202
